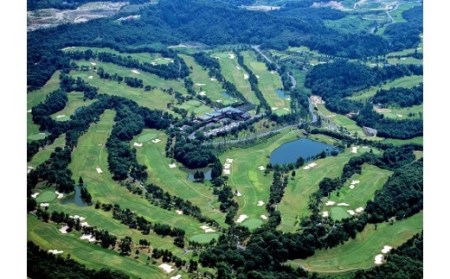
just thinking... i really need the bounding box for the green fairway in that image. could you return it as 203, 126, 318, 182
35, 189, 57, 203
348, 75, 423, 102
241, 51, 289, 115
377, 104, 423, 119
382, 136, 423, 146
219, 129, 300, 229
50, 92, 95, 121
64, 46, 173, 65
134, 129, 226, 227
212, 51, 260, 105
29, 134, 66, 167
68, 110, 206, 237
73, 59, 187, 93
176, 100, 214, 115
387, 56, 422, 65
28, 215, 166, 279
189, 233, 220, 244
288, 212, 423, 273
241, 218, 264, 230
324, 164, 393, 220
136, 131, 158, 143
180, 54, 237, 106
27, 132, 49, 141
278, 147, 374, 232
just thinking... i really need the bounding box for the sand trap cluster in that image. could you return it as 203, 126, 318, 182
303, 162, 317, 170
349, 180, 360, 189
48, 249, 64, 255
260, 215, 268, 220
223, 159, 233, 175
355, 207, 365, 213
80, 234, 96, 242
381, 245, 393, 254
374, 254, 384, 265
169, 163, 177, 169
159, 263, 174, 273
55, 191, 64, 199
96, 167, 103, 174
151, 139, 161, 144
236, 191, 242, 197
195, 83, 206, 86
90, 62, 97, 66
351, 146, 359, 154
325, 201, 336, 206
59, 225, 69, 234
131, 69, 140, 74
176, 210, 183, 215
200, 225, 216, 233
133, 142, 143, 147
321, 211, 329, 217
258, 166, 266, 171
347, 210, 355, 216
337, 203, 349, 207
236, 214, 248, 223
199, 91, 206, 96
171, 275, 182, 279
257, 200, 265, 207
80, 222, 90, 227
69, 215, 86, 221
40, 203, 49, 207
31, 192, 40, 199
56, 114, 66, 119
228, 53, 236, 59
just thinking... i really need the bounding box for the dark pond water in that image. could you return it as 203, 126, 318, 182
276, 89, 290, 99
270, 138, 338, 165
60, 185, 87, 207
186, 167, 212, 181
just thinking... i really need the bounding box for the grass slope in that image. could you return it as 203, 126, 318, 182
288, 212, 423, 273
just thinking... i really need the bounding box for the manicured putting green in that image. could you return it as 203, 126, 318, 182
137, 132, 157, 143
241, 218, 263, 230
189, 233, 220, 244
35, 190, 57, 203
330, 207, 349, 221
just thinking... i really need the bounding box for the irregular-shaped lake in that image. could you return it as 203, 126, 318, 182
270, 138, 338, 165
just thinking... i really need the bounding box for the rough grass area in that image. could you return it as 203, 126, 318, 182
288, 212, 423, 273
378, 104, 423, 119
51, 92, 95, 121
189, 233, 220, 244
381, 136, 423, 146
29, 134, 66, 167
176, 100, 214, 116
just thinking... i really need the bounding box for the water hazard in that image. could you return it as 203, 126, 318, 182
270, 138, 339, 165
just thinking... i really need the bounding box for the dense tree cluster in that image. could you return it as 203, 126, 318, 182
60, 73, 98, 99
373, 83, 423, 108
173, 137, 216, 168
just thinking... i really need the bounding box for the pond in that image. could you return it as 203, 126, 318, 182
269, 138, 339, 165
185, 167, 212, 181
60, 185, 88, 207
276, 89, 290, 99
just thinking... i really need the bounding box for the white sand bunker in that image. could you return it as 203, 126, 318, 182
349, 185, 355, 189
195, 83, 206, 86
27, 109, 32, 113
351, 180, 360, 185
337, 203, 349, 207
351, 146, 359, 154
321, 211, 329, 217
80, 234, 96, 242
270, 70, 276, 74
200, 225, 216, 233
381, 245, 393, 254
216, 99, 222, 103
40, 203, 49, 207
199, 91, 206, 96
88, 75, 93, 79
59, 225, 69, 234
397, 114, 403, 118
48, 249, 63, 255
223, 169, 231, 175
56, 114, 66, 119
210, 77, 217, 81
176, 210, 183, 215
271, 107, 279, 110
31, 192, 40, 199
260, 215, 268, 220
69, 215, 86, 221
303, 163, 317, 170
133, 142, 143, 147
151, 62, 157, 65
355, 207, 365, 213
226, 158, 233, 163
55, 191, 64, 199
169, 163, 177, 169
96, 167, 103, 174
213, 56, 220, 59
131, 69, 140, 74
151, 139, 161, 143
325, 201, 336, 206
236, 214, 248, 223
81, 222, 90, 227
90, 62, 96, 66
159, 263, 174, 273
244, 73, 249, 80
228, 53, 236, 59
171, 275, 182, 279
236, 66, 241, 70
283, 108, 290, 111
374, 254, 384, 265
258, 166, 266, 171
236, 191, 242, 197
256, 75, 260, 79
347, 210, 355, 216
257, 201, 265, 206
